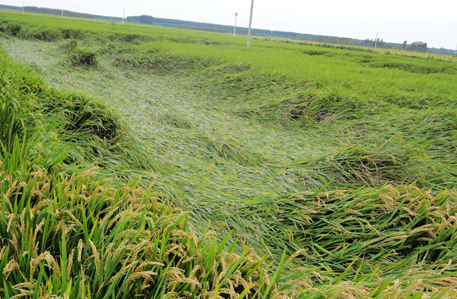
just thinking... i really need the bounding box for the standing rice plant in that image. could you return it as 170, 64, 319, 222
0, 161, 289, 298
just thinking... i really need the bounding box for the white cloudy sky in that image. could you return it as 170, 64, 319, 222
2, 0, 456, 49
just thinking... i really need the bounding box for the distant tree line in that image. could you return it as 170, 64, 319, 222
1, 4, 451, 55
360, 39, 427, 52
408, 41, 428, 53
361, 38, 388, 48
24, 6, 95, 19
0, 4, 21, 11
126, 15, 154, 25
428, 47, 456, 55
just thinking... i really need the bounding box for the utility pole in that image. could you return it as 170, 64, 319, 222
247, 0, 254, 47
233, 13, 239, 37
122, 7, 125, 25
374, 32, 379, 49
61, 4, 63, 18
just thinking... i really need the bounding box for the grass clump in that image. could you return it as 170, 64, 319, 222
70, 48, 98, 66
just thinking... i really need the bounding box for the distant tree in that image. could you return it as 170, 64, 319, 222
376, 38, 386, 48
362, 38, 388, 49
139, 15, 154, 25
362, 38, 374, 47
408, 41, 427, 53
400, 41, 408, 50
126, 16, 139, 23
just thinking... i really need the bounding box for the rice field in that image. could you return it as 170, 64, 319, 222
1, 10, 457, 298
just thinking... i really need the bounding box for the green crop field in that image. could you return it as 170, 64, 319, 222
1, 10, 457, 298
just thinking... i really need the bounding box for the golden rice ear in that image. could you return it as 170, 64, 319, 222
89, 240, 101, 273
29, 251, 53, 281
3, 260, 20, 279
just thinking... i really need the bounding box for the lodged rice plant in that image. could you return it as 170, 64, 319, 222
2, 10, 457, 297
59, 39, 78, 53
69, 48, 98, 66
0, 43, 298, 298
295, 143, 427, 187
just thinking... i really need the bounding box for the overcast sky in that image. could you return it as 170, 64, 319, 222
3, 0, 457, 49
